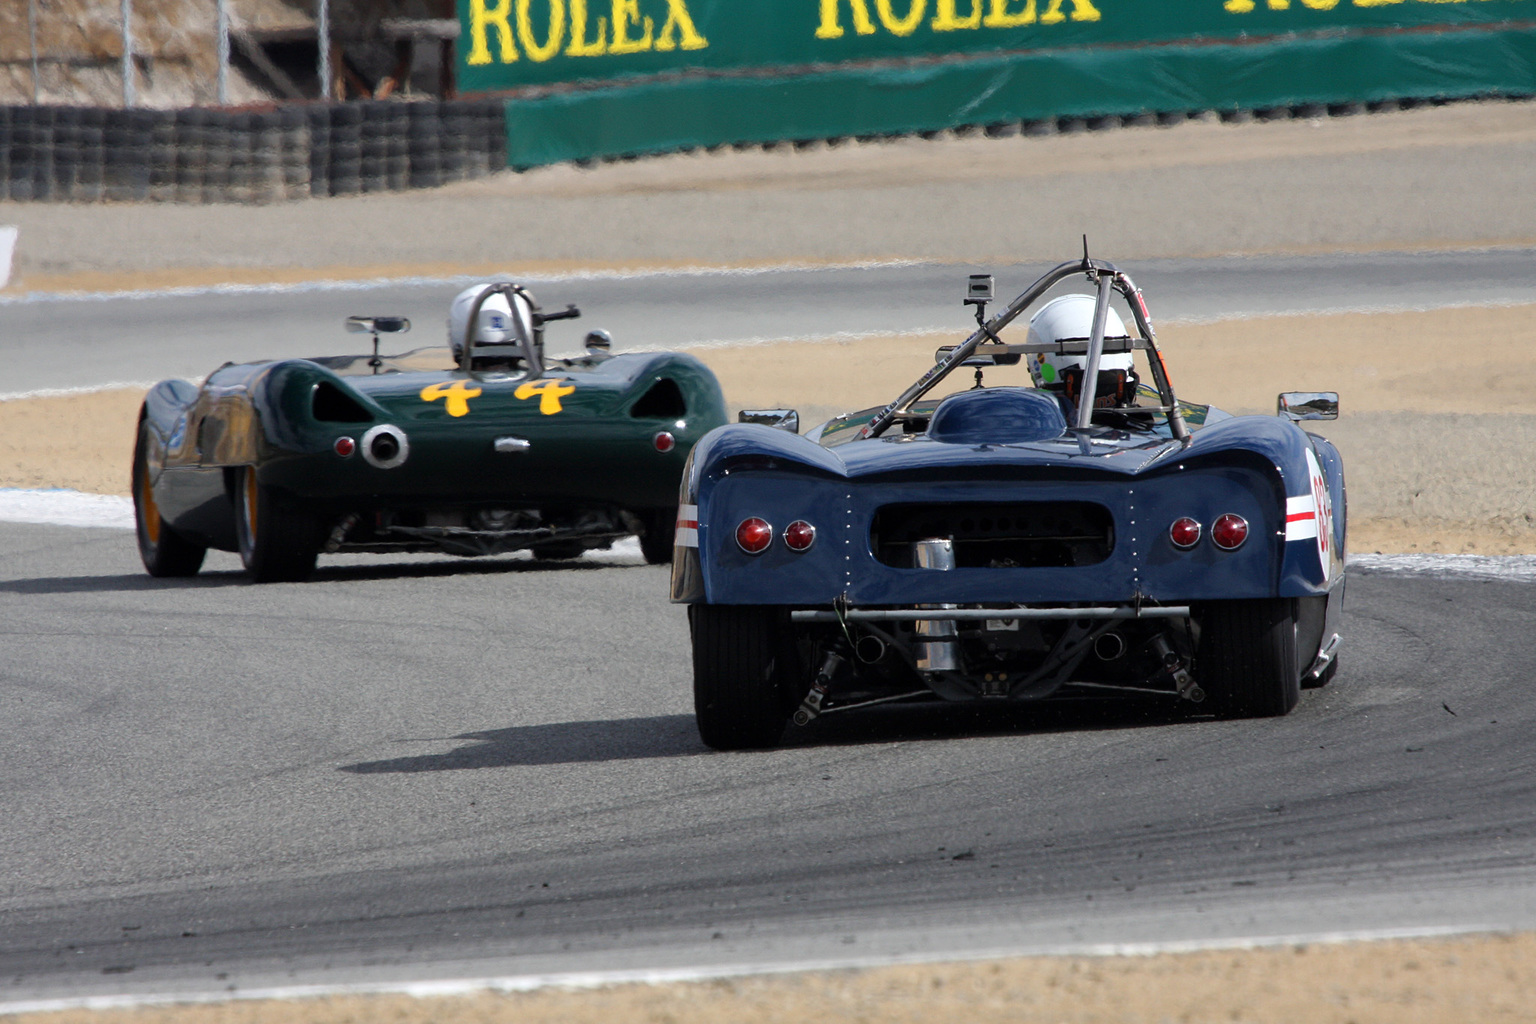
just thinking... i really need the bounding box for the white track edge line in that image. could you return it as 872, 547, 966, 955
0, 923, 1496, 1016
0, 259, 930, 306
0, 381, 160, 402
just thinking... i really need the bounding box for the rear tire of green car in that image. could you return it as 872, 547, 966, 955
691, 604, 793, 750
132, 421, 206, 578
638, 507, 675, 565
531, 541, 585, 560
1197, 598, 1301, 719
235, 466, 322, 583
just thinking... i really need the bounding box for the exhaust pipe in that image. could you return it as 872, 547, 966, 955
913, 538, 957, 672
1093, 632, 1126, 661
855, 634, 887, 664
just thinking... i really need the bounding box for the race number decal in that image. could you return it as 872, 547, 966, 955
514, 378, 576, 415
1286, 449, 1335, 576
420, 380, 482, 417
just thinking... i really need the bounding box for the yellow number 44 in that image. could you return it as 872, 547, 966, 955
515, 377, 577, 415
420, 380, 483, 417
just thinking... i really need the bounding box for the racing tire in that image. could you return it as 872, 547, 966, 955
234, 467, 322, 583
132, 423, 206, 578
1196, 598, 1301, 719
691, 604, 793, 750
637, 508, 675, 566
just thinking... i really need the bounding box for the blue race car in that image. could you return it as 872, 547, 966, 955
671, 257, 1345, 749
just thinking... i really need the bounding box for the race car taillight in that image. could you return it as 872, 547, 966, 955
736, 517, 773, 555
1212, 513, 1249, 550
784, 520, 816, 552
653, 431, 675, 453
1169, 517, 1201, 549
334, 436, 356, 457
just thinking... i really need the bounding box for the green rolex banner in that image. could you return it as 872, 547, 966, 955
459, 0, 1536, 91
456, 1, 1536, 169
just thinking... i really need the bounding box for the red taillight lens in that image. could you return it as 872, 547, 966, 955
334, 436, 356, 457
1211, 513, 1249, 550
653, 431, 675, 453
1169, 517, 1201, 549
735, 517, 773, 554
784, 520, 816, 552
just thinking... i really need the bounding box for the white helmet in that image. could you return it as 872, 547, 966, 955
1026, 294, 1138, 407
448, 283, 536, 364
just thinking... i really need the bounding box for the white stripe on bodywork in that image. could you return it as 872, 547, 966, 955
676, 504, 699, 548
1284, 494, 1319, 541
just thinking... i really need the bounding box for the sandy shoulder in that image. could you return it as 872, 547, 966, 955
15, 931, 1536, 1024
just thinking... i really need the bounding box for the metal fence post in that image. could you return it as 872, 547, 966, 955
317, 0, 331, 101
217, 0, 229, 105
27, 0, 39, 104
120, 0, 135, 108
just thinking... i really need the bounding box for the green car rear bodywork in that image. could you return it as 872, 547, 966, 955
134, 345, 727, 573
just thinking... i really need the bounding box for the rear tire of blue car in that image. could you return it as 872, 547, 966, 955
691, 604, 793, 750
235, 467, 322, 583
133, 422, 206, 578
1197, 598, 1301, 718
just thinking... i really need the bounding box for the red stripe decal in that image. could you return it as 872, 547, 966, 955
677, 520, 699, 530
1286, 511, 1314, 523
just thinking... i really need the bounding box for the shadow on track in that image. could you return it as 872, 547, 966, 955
339, 714, 708, 772
0, 571, 252, 594
797, 697, 1200, 747
341, 700, 1199, 774
0, 555, 647, 594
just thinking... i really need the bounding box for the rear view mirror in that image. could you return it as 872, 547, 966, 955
1278, 392, 1339, 421
739, 409, 800, 434
346, 316, 411, 334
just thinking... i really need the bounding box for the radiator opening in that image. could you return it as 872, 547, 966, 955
872, 501, 1114, 568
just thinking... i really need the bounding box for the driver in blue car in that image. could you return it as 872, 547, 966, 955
1025, 293, 1152, 430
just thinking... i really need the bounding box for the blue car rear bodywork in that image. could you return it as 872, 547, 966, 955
672, 258, 1346, 750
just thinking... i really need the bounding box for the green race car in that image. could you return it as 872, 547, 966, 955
132, 281, 727, 581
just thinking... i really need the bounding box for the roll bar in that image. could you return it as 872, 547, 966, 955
860, 258, 1188, 442
459, 283, 580, 378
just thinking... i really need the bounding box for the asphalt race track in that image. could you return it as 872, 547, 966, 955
5, 247, 1536, 395
3, 250, 1536, 1006
1, 519, 1534, 1005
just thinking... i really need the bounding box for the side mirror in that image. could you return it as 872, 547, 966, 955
1278, 392, 1338, 421
345, 316, 411, 334
739, 409, 800, 434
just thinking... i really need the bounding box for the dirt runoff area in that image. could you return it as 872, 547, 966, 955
9, 302, 1534, 555
12, 931, 1536, 1024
